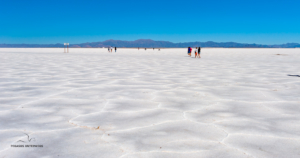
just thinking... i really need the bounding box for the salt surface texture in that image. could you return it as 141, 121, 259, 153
0, 48, 299, 158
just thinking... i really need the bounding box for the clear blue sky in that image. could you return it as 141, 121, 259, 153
0, 0, 299, 44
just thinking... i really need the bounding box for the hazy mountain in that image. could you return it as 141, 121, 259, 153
1, 39, 300, 48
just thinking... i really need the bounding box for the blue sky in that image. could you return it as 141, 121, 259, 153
0, 0, 299, 44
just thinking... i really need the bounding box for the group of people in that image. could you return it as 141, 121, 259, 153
106, 47, 200, 56
187, 47, 201, 58
108, 46, 117, 52
107, 47, 162, 52
138, 47, 160, 51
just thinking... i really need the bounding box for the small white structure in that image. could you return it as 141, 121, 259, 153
64, 43, 69, 53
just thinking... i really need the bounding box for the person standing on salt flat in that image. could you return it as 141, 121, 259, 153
115, 47, 117, 52
108, 47, 110, 52
198, 47, 201, 58
195, 47, 198, 58
187, 47, 192, 56
145, 48, 147, 50
111, 47, 113, 52
187, 47, 189, 56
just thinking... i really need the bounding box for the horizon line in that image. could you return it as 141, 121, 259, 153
0, 39, 300, 46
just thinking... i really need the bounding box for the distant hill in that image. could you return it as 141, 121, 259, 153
1, 39, 300, 48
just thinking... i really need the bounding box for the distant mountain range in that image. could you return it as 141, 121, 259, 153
1, 39, 300, 48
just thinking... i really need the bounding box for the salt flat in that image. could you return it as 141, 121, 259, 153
0, 48, 299, 158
